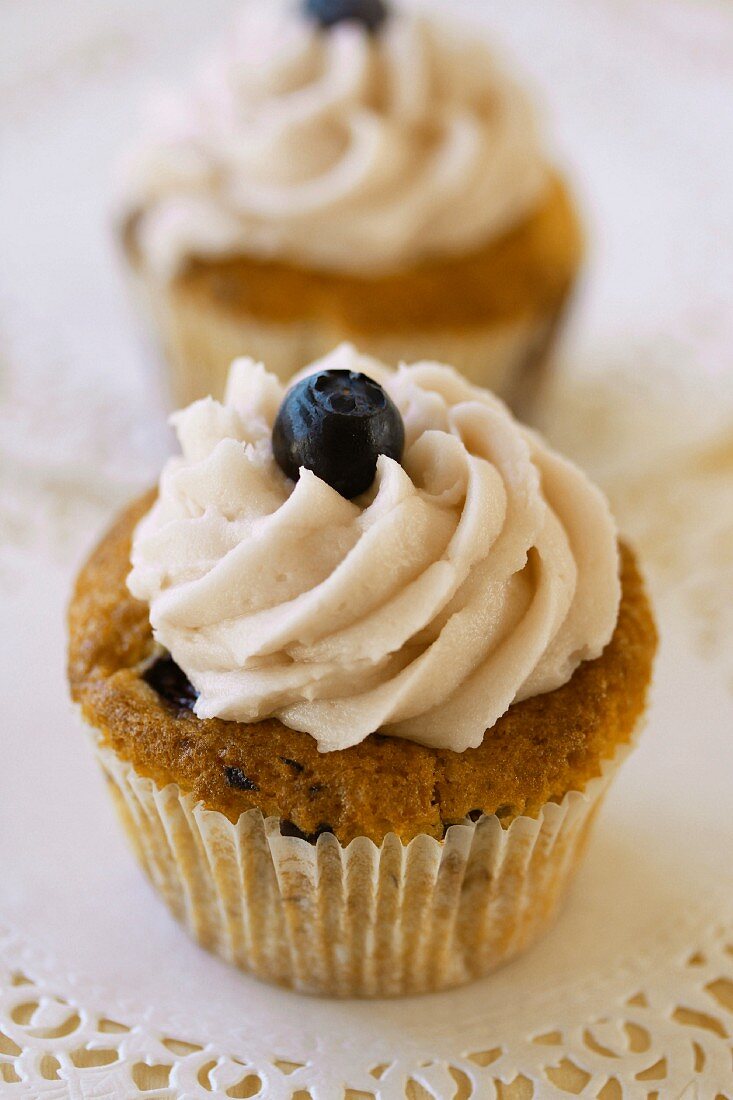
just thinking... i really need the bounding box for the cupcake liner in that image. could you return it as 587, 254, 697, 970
90, 730, 637, 998
130, 264, 572, 414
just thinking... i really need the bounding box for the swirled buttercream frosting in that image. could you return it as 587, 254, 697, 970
122, 2, 548, 278
128, 346, 621, 753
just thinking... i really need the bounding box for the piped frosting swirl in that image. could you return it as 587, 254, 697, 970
122, 3, 548, 277
128, 346, 621, 753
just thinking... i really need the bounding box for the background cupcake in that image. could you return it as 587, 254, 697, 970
120, 0, 583, 412
68, 346, 655, 997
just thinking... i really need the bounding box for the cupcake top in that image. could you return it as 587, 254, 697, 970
128, 346, 620, 753
121, 0, 548, 278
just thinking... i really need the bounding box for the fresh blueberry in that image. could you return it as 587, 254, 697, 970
302, 0, 389, 33
272, 369, 405, 499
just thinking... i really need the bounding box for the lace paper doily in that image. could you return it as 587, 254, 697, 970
1, 915, 732, 1097
1, 0, 733, 1097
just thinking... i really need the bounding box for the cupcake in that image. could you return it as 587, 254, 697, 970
119, 0, 583, 413
68, 345, 655, 997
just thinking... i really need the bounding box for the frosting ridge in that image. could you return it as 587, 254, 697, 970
122, 3, 548, 277
128, 345, 621, 752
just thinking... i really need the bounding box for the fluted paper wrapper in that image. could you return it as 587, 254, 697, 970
129, 263, 570, 415
92, 734, 633, 998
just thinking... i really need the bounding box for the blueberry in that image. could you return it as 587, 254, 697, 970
302, 0, 389, 33
224, 766, 260, 792
144, 656, 198, 712
280, 820, 334, 844
279, 756, 305, 773
272, 369, 405, 499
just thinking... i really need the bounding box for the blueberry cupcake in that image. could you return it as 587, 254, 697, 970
68, 345, 655, 997
119, 0, 582, 412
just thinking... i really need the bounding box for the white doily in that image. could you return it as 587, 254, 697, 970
1, 914, 732, 1098
1, 1, 733, 1097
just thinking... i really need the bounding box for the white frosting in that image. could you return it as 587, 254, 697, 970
128, 346, 621, 753
122, 3, 548, 278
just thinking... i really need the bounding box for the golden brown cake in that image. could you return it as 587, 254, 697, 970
125, 175, 582, 412
69, 492, 654, 847
120, 2, 583, 412
68, 350, 656, 996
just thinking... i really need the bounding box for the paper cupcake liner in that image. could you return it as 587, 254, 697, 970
90, 730, 636, 999
128, 263, 571, 415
